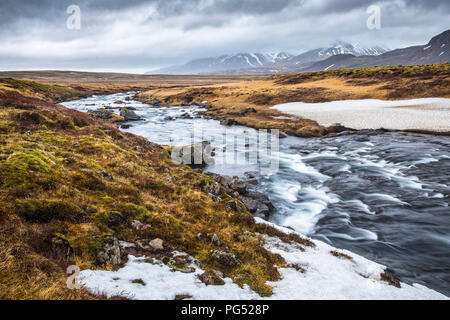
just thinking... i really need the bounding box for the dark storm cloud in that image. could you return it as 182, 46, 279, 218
0, 0, 448, 72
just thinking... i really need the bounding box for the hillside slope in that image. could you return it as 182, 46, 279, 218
0, 78, 301, 298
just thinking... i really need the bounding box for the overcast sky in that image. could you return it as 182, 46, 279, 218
0, 0, 448, 73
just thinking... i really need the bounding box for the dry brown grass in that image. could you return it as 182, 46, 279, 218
0, 79, 310, 299
136, 64, 450, 137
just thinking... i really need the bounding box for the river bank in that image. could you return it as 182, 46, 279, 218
135, 64, 450, 137
1, 75, 448, 299
62, 91, 450, 297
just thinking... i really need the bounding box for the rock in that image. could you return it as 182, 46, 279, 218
220, 119, 238, 126
212, 234, 221, 247
125, 97, 131, 101
229, 177, 247, 194
198, 272, 225, 286
171, 141, 214, 167
180, 102, 191, 106
120, 124, 132, 129
179, 112, 193, 119
131, 220, 144, 230
164, 116, 174, 121
97, 236, 121, 265
136, 238, 164, 251
149, 238, 164, 250
151, 99, 162, 106
201, 100, 208, 106
203, 181, 221, 196
279, 131, 288, 139
239, 197, 259, 213
211, 250, 240, 266
114, 100, 124, 104
120, 109, 142, 121
88, 109, 112, 120
174, 266, 196, 273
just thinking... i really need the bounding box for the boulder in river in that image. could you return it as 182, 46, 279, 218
171, 141, 214, 167
120, 109, 142, 121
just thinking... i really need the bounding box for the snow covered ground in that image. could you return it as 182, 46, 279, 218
271, 98, 450, 132
77, 219, 448, 300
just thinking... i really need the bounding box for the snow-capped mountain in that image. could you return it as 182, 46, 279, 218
303, 29, 450, 72
278, 41, 389, 68
148, 52, 293, 75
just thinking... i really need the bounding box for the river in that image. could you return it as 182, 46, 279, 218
62, 92, 450, 296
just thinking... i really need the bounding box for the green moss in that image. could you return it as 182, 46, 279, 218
8, 151, 51, 172
117, 203, 151, 221
16, 199, 85, 223
131, 279, 146, 286
70, 172, 106, 191
0, 150, 54, 187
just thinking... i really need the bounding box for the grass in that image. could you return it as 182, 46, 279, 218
136, 63, 450, 137
0, 78, 313, 299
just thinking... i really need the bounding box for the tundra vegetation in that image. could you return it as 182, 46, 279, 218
0, 77, 312, 299
0, 63, 448, 299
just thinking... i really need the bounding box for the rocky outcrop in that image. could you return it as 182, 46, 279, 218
205, 173, 275, 218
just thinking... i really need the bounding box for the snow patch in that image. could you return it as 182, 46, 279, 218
77, 219, 448, 300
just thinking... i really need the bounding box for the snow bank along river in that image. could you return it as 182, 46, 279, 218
271, 98, 450, 132
62, 93, 450, 299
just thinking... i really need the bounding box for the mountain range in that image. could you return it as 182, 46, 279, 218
147, 29, 449, 75
149, 52, 292, 75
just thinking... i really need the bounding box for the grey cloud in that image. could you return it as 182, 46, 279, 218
0, 0, 448, 72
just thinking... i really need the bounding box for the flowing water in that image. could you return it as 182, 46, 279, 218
62, 92, 450, 296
